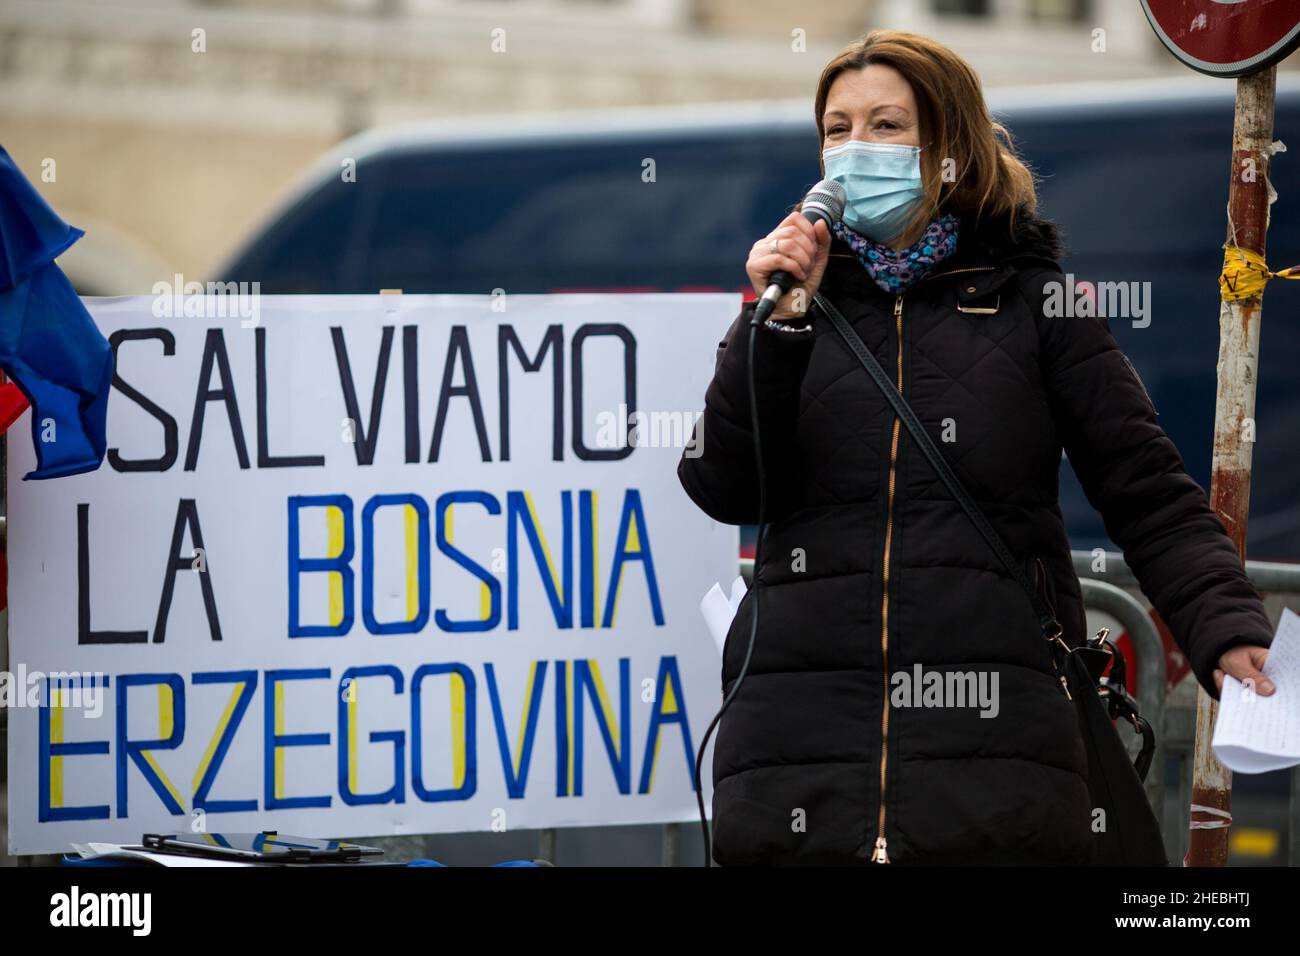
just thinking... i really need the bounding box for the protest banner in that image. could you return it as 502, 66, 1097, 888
5, 292, 739, 854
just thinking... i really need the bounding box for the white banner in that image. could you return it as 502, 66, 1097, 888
5, 293, 739, 855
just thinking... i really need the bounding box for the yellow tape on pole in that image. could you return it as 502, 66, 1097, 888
1220, 245, 1300, 301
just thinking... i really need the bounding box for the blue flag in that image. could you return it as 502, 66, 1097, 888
0, 145, 112, 479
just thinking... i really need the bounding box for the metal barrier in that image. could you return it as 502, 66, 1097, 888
1076, 577, 1168, 836
1072, 550, 1300, 867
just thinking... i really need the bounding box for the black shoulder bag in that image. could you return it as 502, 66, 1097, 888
814, 292, 1168, 867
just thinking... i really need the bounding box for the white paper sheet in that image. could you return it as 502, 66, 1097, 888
1212, 607, 1300, 774
70, 842, 253, 867
699, 576, 748, 657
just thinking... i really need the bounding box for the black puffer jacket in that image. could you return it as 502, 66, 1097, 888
678, 209, 1274, 866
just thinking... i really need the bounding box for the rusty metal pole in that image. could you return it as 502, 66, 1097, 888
1189, 65, 1277, 868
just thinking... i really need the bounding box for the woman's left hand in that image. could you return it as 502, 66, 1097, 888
1214, 645, 1273, 697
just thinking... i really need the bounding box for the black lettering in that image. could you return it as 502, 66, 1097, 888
256, 327, 325, 468
428, 325, 491, 463
498, 324, 563, 461
331, 325, 394, 466
153, 498, 223, 643
184, 329, 250, 470
571, 324, 635, 462
78, 503, 147, 644
107, 329, 178, 472
403, 325, 420, 464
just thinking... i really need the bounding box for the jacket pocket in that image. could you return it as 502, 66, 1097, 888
1019, 555, 1059, 631
1032, 556, 1059, 620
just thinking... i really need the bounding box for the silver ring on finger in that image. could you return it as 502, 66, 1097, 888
769, 237, 781, 254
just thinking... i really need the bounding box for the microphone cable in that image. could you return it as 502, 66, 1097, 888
693, 304, 768, 867
690, 181, 841, 866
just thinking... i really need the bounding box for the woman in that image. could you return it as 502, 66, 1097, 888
678, 30, 1275, 866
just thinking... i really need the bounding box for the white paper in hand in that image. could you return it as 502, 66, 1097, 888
1212, 607, 1300, 774
729, 576, 747, 612
699, 576, 748, 657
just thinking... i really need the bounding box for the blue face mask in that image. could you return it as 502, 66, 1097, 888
822, 140, 925, 243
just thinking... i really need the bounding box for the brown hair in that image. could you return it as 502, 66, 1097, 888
812, 30, 1037, 243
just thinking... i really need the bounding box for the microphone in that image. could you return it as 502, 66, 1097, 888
753, 179, 846, 325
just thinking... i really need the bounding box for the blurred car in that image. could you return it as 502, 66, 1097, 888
219, 75, 1300, 562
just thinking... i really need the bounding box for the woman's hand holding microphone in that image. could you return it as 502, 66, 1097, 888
746, 211, 833, 324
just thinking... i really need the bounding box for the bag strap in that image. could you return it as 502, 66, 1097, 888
813, 292, 1063, 641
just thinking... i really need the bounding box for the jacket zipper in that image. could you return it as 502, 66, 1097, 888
927, 265, 997, 285
870, 264, 997, 865
871, 293, 906, 864
863, 261, 993, 868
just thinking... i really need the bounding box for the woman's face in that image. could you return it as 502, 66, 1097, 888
822, 64, 921, 149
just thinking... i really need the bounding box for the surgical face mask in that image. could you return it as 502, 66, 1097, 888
822, 140, 925, 244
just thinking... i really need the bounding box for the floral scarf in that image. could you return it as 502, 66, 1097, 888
832, 213, 961, 294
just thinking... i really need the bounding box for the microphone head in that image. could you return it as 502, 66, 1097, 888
802, 179, 846, 226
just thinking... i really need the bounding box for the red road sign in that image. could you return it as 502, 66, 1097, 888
1141, 0, 1300, 77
